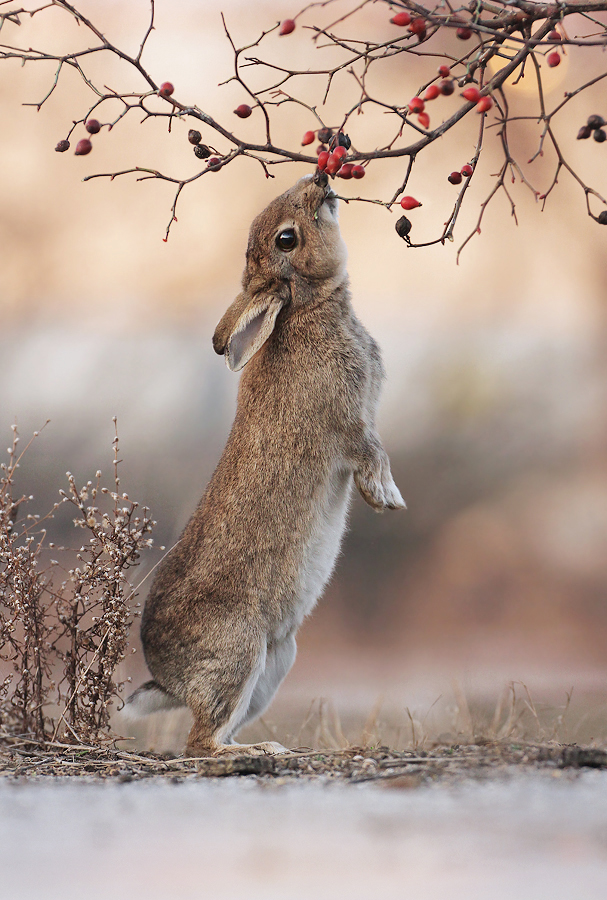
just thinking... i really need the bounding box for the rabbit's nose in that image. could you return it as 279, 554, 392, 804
313, 170, 329, 188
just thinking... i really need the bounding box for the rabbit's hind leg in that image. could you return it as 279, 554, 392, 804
238, 632, 297, 732
212, 633, 297, 757
184, 636, 267, 758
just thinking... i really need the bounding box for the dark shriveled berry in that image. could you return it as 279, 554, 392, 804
395, 216, 412, 238
194, 144, 211, 159
577, 126, 592, 140
593, 128, 607, 143
330, 132, 351, 150
188, 129, 202, 145
587, 115, 606, 130
55, 139, 70, 152
318, 127, 333, 144
598, 211, 607, 225
439, 79, 455, 96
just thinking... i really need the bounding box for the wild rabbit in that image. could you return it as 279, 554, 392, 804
125, 172, 405, 756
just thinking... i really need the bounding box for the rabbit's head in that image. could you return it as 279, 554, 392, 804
213, 174, 347, 371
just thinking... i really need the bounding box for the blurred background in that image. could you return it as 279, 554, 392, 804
2, 0, 607, 749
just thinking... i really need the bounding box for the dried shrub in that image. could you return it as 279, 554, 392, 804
0, 421, 155, 745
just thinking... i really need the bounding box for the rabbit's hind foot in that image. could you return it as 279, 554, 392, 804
184, 740, 289, 759
215, 741, 290, 758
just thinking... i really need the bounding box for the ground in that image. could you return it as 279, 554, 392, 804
1, 738, 607, 783
1, 743, 606, 900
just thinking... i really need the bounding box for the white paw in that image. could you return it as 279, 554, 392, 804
382, 472, 406, 510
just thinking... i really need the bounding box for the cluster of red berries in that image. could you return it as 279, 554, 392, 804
402, 67, 493, 131
389, 12, 480, 41
577, 114, 606, 143
303, 129, 365, 178
389, 10, 428, 41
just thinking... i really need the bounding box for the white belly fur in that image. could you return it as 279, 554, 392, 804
274, 466, 352, 642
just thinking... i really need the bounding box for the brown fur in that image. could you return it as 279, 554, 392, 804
128, 175, 405, 756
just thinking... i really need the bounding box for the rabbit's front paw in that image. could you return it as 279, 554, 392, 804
381, 470, 406, 510
355, 458, 406, 512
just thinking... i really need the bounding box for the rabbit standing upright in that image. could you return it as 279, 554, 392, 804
125, 172, 405, 756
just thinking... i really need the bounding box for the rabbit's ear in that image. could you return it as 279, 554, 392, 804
214, 293, 285, 372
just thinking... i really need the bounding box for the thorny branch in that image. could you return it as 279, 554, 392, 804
1, 0, 607, 252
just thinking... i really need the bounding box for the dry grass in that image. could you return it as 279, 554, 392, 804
0, 423, 155, 744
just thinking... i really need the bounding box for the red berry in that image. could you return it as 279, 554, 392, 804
408, 97, 425, 114
400, 196, 421, 210
390, 11, 411, 26
417, 112, 430, 129
547, 51, 561, 68
547, 30, 561, 41
302, 130, 315, 146
325, 152, 344, 175
456, 27, 473, 40
439, 79, 455, 96
424, 85, 440, 102
448, 171, 463, 184
337, 163, 354, 179
279, 19, 295, 36
317, 150, 330, 170
332, 145, 348, 160
351, 165, 365, 179
55, 139, 70, 152
159, 82, 174, 97
234, 104, 252, 118
85, 119, 101, 134
409, 17, 427, 39
74, 138, 92, 156
438, 65, 451, 77
462, 86, 480, 102
207, 157, 222, 169
476, 96, 493, 113
460, 163, 473, 177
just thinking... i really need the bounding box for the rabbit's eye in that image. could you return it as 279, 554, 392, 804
276, 228, 297, 251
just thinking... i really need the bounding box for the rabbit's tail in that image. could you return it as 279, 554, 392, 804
122, 680, 184, 719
